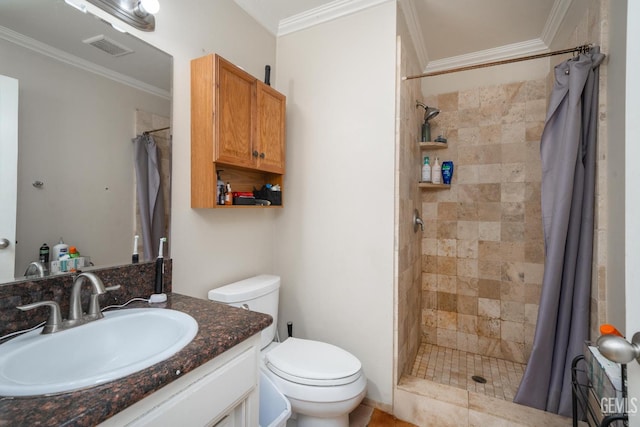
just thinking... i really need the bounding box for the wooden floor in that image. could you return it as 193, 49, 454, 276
367, 409, 417, 427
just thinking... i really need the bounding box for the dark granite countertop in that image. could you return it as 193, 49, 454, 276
0, 293, 272, 426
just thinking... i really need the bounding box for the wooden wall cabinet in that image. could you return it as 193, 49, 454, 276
191, 54, 286, 208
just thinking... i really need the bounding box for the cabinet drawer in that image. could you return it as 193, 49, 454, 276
101, 339, 259, 427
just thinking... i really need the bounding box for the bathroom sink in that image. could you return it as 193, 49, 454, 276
0, 308, 198, 396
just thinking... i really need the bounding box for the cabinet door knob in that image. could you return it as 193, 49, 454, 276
259, 153, 265, 159
252, 150, 259, 157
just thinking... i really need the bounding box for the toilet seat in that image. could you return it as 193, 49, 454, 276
265, 338, 362, 386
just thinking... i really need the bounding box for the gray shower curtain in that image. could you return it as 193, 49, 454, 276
133, 134, 165, 261
514, 47, 605, 416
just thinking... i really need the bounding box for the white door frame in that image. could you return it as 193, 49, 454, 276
0, 75, 18, 282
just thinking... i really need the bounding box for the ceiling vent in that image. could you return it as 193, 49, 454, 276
82, 35, 133, 57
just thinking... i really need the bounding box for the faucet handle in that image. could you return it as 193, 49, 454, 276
17, 301, 63, 334
87, 285, 121, 317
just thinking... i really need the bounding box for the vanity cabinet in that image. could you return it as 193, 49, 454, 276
191, 54, 286, 208
100, 334, 261, 427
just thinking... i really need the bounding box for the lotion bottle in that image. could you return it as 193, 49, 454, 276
52, 238, 69, 260
431, 157, 442, 184
421, 156, 431, 182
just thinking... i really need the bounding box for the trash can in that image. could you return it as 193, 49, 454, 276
259, 371, 291, 427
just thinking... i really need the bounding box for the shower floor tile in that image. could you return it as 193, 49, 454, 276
409, 343, 526, 401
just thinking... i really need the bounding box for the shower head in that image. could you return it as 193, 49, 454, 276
415, 101, 440, 123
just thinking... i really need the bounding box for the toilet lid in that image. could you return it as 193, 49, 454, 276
265, 338, 362, 386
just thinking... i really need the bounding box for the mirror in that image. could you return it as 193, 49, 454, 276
0, 0, 172, 283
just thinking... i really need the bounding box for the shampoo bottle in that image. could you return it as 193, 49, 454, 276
52, 238, 69, 260
431, 157, 442, 184
421, 156, 431, 183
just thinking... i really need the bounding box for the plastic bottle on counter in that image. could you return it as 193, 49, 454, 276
52, 238, 69, 260
421, 156, 431, 183
225, 182, 233, 205
39, 243, 49, 263
431, 157, 442, 184
69, 246, 79, 258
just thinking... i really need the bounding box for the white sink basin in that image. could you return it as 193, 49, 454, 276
0, 308, 198, 396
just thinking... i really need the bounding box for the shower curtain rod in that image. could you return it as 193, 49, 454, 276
142, 126, 170, 135
403, 43, 593, 80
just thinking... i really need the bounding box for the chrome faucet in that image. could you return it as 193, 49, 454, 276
17, 272, 120, 334
24, 261, 47, 278
69, 272, 120, 323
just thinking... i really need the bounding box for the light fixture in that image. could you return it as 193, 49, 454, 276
84, 0, 160, 32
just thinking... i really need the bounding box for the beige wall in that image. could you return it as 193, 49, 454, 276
0, 38, 170, 275
274, 3, 397, 406
83, 0, 280, 299
396, 7, 424, 381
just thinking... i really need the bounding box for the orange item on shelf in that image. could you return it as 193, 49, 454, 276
600, 324, 624, 337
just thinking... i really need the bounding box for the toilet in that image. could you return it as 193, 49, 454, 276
208, 275, 367, 427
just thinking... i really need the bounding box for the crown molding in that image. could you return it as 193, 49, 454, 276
424, 38, 549, 74
0, 25, 170, 100
234, 0, 279, 35
278, 0, 393, 37
540, 0, 573, 46
398, 0, 429, 71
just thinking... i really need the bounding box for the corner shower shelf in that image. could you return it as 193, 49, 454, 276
419, 141, 448, 149
418, 182, 450, 189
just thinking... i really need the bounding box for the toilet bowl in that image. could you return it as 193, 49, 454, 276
209, 275, 367, 427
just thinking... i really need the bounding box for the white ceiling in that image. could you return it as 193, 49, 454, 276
0, 0, 172, 97
234, 0, 571, 72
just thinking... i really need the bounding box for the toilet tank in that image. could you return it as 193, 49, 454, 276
208, 274, 280, 349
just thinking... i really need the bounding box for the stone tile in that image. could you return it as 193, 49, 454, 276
501, 122, 526, 144
437, 274, 457, 292
525, 122, 544, 142
502, 102, 525, 124
478, 337, 503, 358
457, 202, 478, 220
458, 313, 478, 333
459, 184, 502, 203
525, 99, 547, 122
437, 239, 457, 257
478, 260, 502, 280
480, 124, 502, 145
437, 221, 458, 239
457, 221, 479, 240
504, 81, 527, 103
476, 164, 503, 183
499, 242, 525, 262
457, 239, 478, 259
501, 142, 527, 163
501, 182, 526, 203
468, 391, 573, 426
502, 162, 525, 183
478, 298, 500, 318
422, 308, 437, 327
480, 85, 505, 106
500, 282, 525, 303
523, 262, 544, 284
438, 202, 458, 220
422, 273, 438, 291
524, 283, 542, 304
422, 238, 438, 256
437, 328, 458, 347
501, 222, 525, 241
478, 241, 502, 261
525, 78, 547, 102
422, 254, 437, 273
479, 104, 503, 126
437, 310, 458, 330
394, 384, 469, 427
477, 202, 502, 221
438, 292, 458, 312
457, 277, 479, 296
478, 318, 501, 339
438, 256, 457, 275
422, 290, 437, 309
457, 259, 478, 278
459, 88, 480, 110
501, 202, 525, 222
524, 303, 539, 324
478, 279, 501, 299
500, 301, 525, 323
478, 221, 501, 242
457, 295, 478, 316
438, 92, 459, 112
502, 262, 525, 283
459, 110, 480, 129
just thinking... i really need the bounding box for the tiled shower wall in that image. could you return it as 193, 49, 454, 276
395, 31, 424, 378
419, 80, 548, 364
